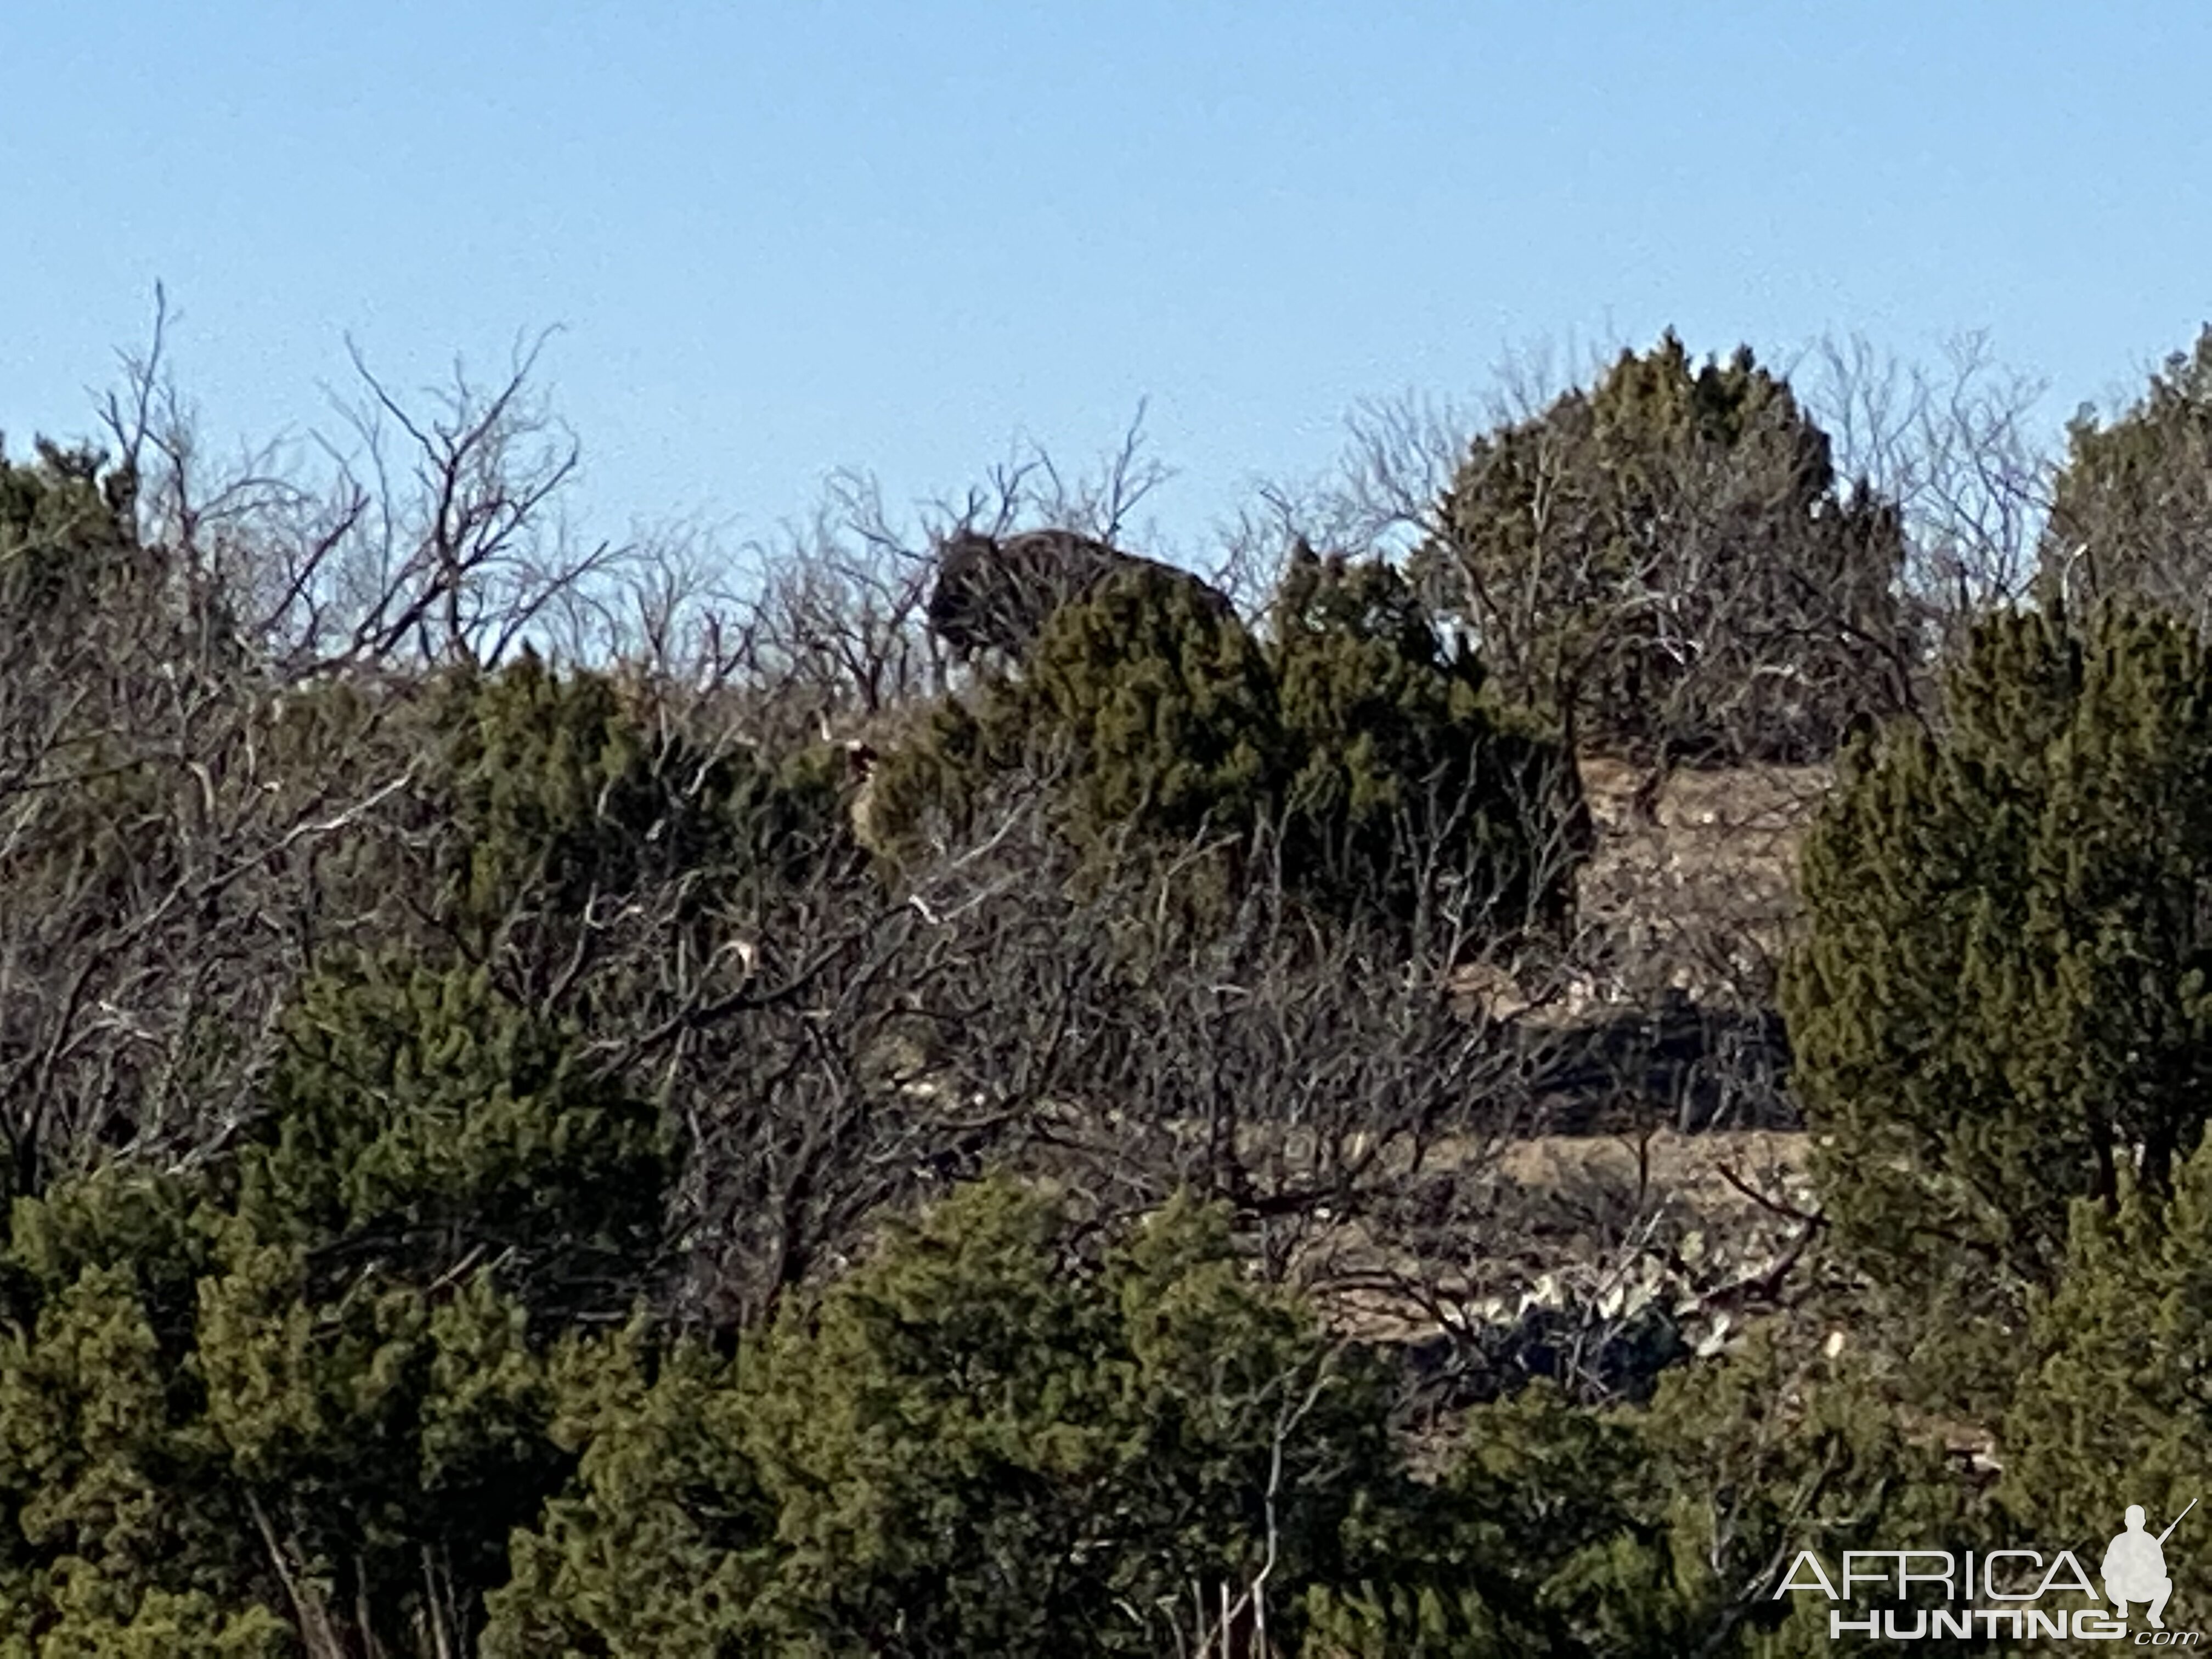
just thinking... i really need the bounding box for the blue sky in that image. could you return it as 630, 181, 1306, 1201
5, 3, 2209, 561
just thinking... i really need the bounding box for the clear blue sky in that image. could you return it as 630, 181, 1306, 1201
5, 3, 2209, 561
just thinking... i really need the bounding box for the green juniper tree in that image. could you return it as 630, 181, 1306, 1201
2043, 324, 2212, 618
984, 561, 1283, 849
1784, 601, 2212, 1415
1267, 544, 1586, 947
488, 1178, 1390, 1658
0, 956, 670, 1655
868, 546, 1583, 954
2001, 1139, 2212, 1582
1306, 1329, 1993, 1659
1417, 333, 1910, 766
415, 653, 856, 997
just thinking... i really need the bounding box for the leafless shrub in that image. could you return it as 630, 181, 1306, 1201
1795, 330, 2053, 665
0, 301, 641, 1194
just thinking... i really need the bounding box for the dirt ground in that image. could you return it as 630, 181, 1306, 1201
1493, 1124, 1810, 1210
1573, 755, 1833, 1002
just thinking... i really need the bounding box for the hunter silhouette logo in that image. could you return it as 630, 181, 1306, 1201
1774, 1499, 2204, 1642
2106, 1500, 2192, 1632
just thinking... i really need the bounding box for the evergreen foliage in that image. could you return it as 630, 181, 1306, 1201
1268, 545, 1586, 939
1009, 562, 1284, 850
0, 951, 672, 1651
489, 1179, 1389, 1657
1418, 334, 1909, 764
0, 439, 144, 619
1785, 601, 2212, 1411
2002, 1131, 2212, 1562
1306, 1335, 1987, 1657
15, 334, 2196, 1655
251, 957, 670, 1319
420, 654, 856, 981
2044, 325, 2212, 616
872, 547, 1584, 949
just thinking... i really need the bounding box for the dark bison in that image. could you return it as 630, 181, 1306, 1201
926, 528, 1234, 661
